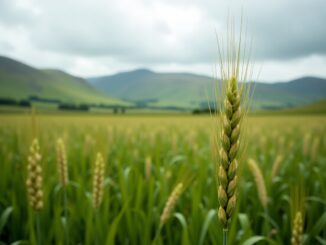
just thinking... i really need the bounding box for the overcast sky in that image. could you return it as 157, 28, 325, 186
0, 0, 326, 82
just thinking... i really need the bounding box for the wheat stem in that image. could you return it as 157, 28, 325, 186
36, 211, 41, 245
64, 188, 69, 245
223, 228, 228, 245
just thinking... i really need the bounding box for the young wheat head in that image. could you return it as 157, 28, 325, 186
271, 154, 283, 180
56, 138, 69, 188
248, 158, 268, 209
160, 182, 184, 227
291, 211, 303, 245
26, 138, 44, 211
215, 18, 253, 231
145, 155, 152, 180
217, 76, 242, 228
92, 152, 105, 209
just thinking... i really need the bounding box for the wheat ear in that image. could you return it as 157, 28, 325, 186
56, 138, 70, 245
248, 159, 268, 209
26, 138, 44, 211
56, 138, 69, 188
92, 152, 105, 209
145, 155, 152, 180
218, 76, 242, 229
291, 211, 303, 245
160, 182, 184, 226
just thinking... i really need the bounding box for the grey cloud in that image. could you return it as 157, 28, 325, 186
27, 0, 217, 64
0, 40, 14, 51
0, 0, 37, 26
1, 0, 326, 67
195, 0, 326, 60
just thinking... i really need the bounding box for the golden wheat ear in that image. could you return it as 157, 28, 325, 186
271, 154, 283, 180
26, 138, 44, 211
56, 138, 69, 188
291, 212, 303, 245
248, 158, 268, 209
159, 182, 184, 227
92, 152, 105, 209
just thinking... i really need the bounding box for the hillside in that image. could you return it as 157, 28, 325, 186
88, 69, 215, 108
0, 56, 127, 105
89, 70, 326, 109
284, 99, 326, 114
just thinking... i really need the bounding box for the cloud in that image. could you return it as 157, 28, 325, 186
26, 0, 217, 64
0, 0, 325, 80
0, 0, 39, 25
195, 0, 326, 60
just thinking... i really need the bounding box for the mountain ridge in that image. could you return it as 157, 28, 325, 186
88, 69, 326, 109
0, 55, 128, 106
1, 55, 326, 110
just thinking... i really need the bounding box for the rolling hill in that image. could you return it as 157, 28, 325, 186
1, 55, 326, 111
88, 69, 326, 109
0, 56, 128, 106
283, 99, 326, 114
88, 69, 217, 108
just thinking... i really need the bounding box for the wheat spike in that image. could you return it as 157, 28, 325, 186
217, 76, 242, 228
26, 138, 44, 211
291, 211, 303, 245
145, 155, 151, 180
248, 158, 268, 209
271, 154, 283, 179
56, 138, 69, 188
92, 152, 105, 209
160, 183, 183, 226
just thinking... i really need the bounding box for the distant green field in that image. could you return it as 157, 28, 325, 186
0, 114, 325, 244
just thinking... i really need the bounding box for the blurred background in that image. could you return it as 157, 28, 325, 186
0, 0, 326, 114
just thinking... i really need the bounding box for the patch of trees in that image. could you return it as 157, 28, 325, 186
113, 107, 126, 114
0, 98, 31, 107
261, 105, 286, 110
28, 95, 61, 104
192, 108, 219, 114
58, 103, 90, 111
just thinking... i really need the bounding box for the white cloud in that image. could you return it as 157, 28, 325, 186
0, 0, 326, 81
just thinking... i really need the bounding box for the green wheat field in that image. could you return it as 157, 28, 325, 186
0, 114, 325, 244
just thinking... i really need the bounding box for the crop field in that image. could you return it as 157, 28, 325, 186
0, 114, 325, 244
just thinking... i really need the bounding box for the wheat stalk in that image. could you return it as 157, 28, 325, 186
26, 138, 43, 245
248, 158, 268, 209
56, 138, 70, 245
214, 18, 253, 243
